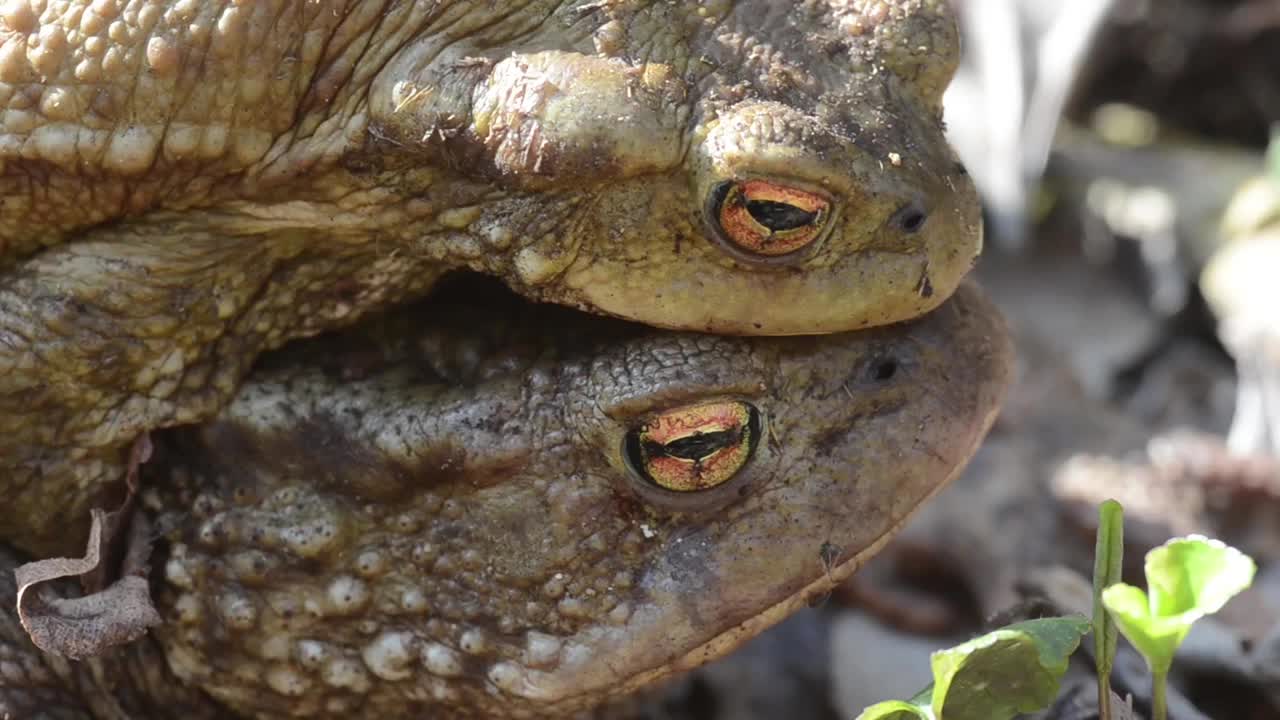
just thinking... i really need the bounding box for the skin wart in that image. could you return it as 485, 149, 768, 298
0, 279, 1008, 718
1, 0, 976, 553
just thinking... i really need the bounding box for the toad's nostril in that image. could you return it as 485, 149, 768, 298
892, 203, 929, 234
869, 358, 899, 382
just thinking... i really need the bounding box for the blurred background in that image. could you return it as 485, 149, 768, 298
643, 1, 1280, 718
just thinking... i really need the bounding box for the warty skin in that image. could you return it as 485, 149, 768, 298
0, 279, 1012, 718
0, 0, 978, 553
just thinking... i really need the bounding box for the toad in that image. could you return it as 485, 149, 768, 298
0, 278, 1009, 717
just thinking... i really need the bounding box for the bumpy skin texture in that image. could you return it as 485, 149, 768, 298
0, 0, 978, 553
0, 281, 1008, 718
108, 280, 1005, 718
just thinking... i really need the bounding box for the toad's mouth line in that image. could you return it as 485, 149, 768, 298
566, 401, 1003, 707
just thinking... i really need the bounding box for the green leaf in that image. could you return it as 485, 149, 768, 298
1102, 583, 1181, 674
1102, 535, 1257, 673
929, 617, 1091, 720
855, 700, 933, 720
1147, 536, 1256, 616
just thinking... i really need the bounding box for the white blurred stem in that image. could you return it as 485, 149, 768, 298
964, 0, 1026, 246
1223, 330, 1280, 457
1022, 0, 1116, 182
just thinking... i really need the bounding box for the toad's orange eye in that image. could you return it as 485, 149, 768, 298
708, 180, 832, 259
624, 401, 761, 492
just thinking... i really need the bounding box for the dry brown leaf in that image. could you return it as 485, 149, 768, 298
13, 434, 160, 660
82, 434, 152, 595
1112, 691, 1139, 720
15, 510, 161, 660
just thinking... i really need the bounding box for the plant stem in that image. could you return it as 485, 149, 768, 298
1092, 500, 1124, 720
1152, 669, 1168, 720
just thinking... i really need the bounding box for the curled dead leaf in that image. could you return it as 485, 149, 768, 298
13, 434, 160, 659
14, 511, 160, 660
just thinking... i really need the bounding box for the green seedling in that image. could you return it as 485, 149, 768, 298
1092, 499, 1124, 720
853, 695, 932, 720
856, 617, 1091, 720
1101, 535, 1257, 720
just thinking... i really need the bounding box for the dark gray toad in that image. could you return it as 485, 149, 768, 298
0, 280, 1010, 718
0, 0, 980, 554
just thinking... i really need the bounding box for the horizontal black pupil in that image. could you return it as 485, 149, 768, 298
745, 199, 816, 232
646, 427, 744, 461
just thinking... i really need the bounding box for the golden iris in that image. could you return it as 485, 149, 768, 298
625, 401, 760, 492
713, 180, 831, 257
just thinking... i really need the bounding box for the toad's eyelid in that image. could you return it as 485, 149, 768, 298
595, 381, 769, 422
